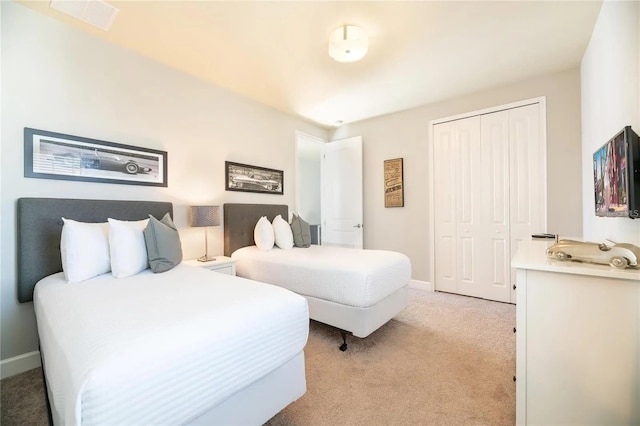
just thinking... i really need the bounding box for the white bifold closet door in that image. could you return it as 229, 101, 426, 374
433, 103, 543, 303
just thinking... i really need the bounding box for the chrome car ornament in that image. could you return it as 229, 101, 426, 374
546, 239, 640, 269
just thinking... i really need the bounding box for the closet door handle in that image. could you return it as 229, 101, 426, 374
353, 224, 362, 228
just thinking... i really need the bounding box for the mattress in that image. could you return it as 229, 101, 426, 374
232, 245, 411, 308
34, 264, 309, 425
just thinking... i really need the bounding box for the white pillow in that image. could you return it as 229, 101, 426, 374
60, 218, 111, 283
272, 214, 294, 249
108, 218, 150, 278
254, 216, 275, 251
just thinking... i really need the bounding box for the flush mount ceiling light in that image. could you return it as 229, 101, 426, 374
328, 25, 368, 63
50, 0, 119, 31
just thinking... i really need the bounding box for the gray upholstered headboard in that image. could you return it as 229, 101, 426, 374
17, 198, 173, 303
223, 203, 288, 257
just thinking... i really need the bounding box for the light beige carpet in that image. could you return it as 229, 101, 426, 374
267, 289, 516, 425
1, 290, 515, 425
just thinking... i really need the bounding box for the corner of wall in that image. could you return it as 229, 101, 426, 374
409, 280, 434, 292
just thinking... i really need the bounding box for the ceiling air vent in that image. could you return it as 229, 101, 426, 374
50, 0, 120, 31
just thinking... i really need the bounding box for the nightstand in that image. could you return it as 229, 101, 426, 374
183, 256, 236, 276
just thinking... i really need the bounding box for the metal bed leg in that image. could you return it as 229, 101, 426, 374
339, 330, 348, 352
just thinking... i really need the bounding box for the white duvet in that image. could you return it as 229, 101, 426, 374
232, 245, 411, 308
34, 264, 309, 426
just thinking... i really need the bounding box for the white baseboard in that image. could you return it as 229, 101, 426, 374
0, 351, 41, 380
408, 279, 433, 292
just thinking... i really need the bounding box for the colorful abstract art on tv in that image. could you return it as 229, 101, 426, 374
593, 126, 640, 219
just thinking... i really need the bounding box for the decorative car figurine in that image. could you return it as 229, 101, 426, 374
545, 239, 640, 269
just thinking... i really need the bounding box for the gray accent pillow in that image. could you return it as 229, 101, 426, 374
290, 213, 311, 248
144, 213, 183, 273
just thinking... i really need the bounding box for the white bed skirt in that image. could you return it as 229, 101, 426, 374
188, 351, 306, 425
306, 286, 409, 338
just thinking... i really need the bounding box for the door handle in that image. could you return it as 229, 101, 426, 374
353, 224, 362, 228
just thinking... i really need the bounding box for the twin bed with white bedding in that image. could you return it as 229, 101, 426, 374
223, 203, 411, 349
17, 198, 309, 426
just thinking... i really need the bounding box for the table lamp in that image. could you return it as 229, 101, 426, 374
190, 205, 220, 262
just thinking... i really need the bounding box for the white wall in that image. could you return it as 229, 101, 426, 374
332, 68, 583, 282
0, 1, 327, 362
581, 0, 640, 245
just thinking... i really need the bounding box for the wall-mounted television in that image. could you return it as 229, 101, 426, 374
593, 126, 640, 219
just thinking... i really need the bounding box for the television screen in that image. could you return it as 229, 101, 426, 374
593, 126, 640, 218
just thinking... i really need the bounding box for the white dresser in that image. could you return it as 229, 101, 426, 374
512, 240, 639, 425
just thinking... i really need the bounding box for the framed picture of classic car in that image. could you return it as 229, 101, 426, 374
24, 128, 168, 187
225, 161, 284, 195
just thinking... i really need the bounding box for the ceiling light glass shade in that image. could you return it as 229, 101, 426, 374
329, 25, 368, 63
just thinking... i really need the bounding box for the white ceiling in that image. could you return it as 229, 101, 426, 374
18, 0, 603, 128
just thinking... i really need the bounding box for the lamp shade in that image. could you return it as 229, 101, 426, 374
328, 25, 368, 63
190, 205, 220, 227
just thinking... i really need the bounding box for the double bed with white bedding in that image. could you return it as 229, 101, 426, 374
224, 203, 412, 348
17, 198, 309, 426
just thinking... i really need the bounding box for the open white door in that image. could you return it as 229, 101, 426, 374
321, 136, 363, 248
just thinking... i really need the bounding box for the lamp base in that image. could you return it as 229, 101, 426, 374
198, 255, 216, 262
